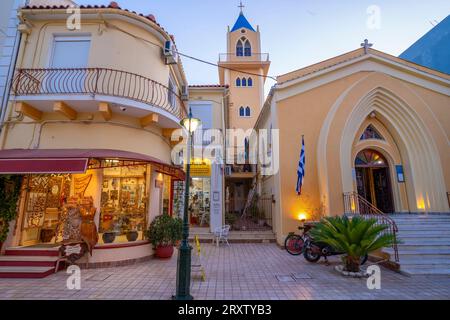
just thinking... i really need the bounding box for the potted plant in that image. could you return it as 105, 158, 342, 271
102, 230, 116, 243
309, 216, 396, 273
0, 176, 22, 253
120, 217, 139, 242
146, 214, 182, 259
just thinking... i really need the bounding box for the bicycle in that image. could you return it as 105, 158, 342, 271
284, 224, 313, 256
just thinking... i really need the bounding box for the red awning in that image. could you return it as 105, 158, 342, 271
0, 149, 184, 178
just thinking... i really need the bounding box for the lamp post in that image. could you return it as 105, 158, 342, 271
173, 108, 201, 300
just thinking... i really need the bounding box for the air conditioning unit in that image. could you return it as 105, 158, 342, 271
181, 85, 189, 101
163, 40, 178, 65
225, 165, 232, 176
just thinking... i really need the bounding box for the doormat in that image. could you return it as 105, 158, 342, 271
86, 273, 113, 281
275, 275, 296, 282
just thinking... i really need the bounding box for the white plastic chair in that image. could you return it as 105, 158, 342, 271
213, 225, 231, 247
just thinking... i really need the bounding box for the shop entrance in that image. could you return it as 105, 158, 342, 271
20, 174, 71, 246
355, 149, 394, 213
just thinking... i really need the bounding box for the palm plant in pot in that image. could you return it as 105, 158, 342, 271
309, 216, 396, 273
146, 214, 182, 259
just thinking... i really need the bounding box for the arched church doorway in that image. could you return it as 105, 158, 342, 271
355, 149, 394, 213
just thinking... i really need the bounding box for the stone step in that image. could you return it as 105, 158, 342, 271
386, 247, 450, 255
0, 255, 58, 267
400, 267, 450, 275
5, 247, 60, 257
0, 266, 55, 279
395, 257, 450, 265
398, 240, 450, 245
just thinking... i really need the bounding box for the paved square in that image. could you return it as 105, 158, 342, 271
0, 243, 449, 300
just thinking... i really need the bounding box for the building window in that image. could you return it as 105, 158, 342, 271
239, 106, 245, 117
50, 36, 91, 68
241, 77, 247, 87
168, 76, 176, 107
236, 40, 244, 56
244, 40, 251, 56
360, 124, 384, 140
236, 77, 241, 87
245, 106, 251, 117
247, 77, 253, 87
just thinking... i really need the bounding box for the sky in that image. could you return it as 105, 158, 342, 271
75, 0, 450, 91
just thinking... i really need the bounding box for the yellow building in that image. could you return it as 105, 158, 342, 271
218, 10, 272, 228
0, 3, 188, 268
255, 46, 450, 245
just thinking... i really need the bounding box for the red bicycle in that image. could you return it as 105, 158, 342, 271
284, 224, 313, 256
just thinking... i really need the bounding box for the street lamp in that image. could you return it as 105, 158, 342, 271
173, 108, 201, 300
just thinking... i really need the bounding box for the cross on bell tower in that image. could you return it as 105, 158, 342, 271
238, 1, 245, 13
360, 39, 373, 54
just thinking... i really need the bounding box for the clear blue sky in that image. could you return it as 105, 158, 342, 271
76, 0, 449, 90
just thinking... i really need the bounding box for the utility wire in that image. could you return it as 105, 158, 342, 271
104, 21, 277, 81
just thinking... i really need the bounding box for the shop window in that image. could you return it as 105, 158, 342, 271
100, 165, 148, 243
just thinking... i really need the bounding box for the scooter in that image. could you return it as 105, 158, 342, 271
303, 238, 368, 265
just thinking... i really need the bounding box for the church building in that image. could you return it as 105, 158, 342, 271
255, 44, 450, 246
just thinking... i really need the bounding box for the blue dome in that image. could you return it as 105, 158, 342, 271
231, 12, 255, 32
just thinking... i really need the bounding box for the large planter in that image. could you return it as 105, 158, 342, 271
155, 245, 174, 259
126, 231, 138, 242
102, 232, 116, 244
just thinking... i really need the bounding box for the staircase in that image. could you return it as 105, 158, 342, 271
0, 247, 61, 278
386, 214, 450, 275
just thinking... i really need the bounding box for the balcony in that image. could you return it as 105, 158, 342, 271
218, 53, 270, 63
12, 68, 187, 126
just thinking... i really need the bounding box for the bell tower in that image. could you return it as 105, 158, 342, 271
218, 4, 271, 130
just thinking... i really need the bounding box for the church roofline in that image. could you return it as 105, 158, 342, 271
230, 12, 256, 32
277, 47, 450, 86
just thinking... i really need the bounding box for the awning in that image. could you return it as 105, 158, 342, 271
0, 149, 185, 179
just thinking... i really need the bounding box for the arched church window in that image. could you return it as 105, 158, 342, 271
239, 106, 245, 117
360, 124, 384, 140
236, 40, 244, 57
247, 77, 253, 86
245, 106, 251, 117
355, 149, 387, 167
242, 77, 247, 86
244, 40, 251, 56
236, 77, 241, 87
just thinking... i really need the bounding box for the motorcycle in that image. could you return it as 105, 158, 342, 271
303, 238, 368, 265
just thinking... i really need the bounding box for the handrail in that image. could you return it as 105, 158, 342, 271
218, 52, 270, 62
12, 68, 187, 120
343, 192, 399, 262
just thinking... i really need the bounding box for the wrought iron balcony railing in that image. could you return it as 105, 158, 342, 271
12, 68, 187, 120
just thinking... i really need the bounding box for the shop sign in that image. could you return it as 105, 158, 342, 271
189, 164, 211, 177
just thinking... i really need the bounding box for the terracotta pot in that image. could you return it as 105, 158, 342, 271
102, 232, 116, 244
126, 231, 138, 242
155, 245, 174, 259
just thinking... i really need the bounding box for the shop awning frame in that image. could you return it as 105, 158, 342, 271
0, 149, 185, 180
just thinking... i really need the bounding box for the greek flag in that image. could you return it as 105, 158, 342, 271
296, 136, 305, 195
